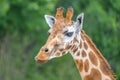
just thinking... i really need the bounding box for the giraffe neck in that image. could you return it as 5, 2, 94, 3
70, 30, 115, 80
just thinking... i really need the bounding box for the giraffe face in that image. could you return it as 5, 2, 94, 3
35, 7, 84, 63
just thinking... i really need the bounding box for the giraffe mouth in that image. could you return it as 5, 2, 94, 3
35, 56, 48, 63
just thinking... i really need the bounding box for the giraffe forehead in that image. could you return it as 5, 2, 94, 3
52, 19, 75, 33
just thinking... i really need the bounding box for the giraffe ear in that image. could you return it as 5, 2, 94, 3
44, 15, 56, 28
75, 13, 84, 31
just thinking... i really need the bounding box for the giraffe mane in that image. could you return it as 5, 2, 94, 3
81, 30, 115, 79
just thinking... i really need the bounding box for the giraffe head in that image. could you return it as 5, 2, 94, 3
35, 7, 84, 63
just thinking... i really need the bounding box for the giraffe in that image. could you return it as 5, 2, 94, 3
35, 7, 115, 80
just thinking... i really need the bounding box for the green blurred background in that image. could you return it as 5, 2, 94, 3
0, 0, 120, 80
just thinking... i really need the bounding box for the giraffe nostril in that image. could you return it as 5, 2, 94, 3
45, 48, 49, 52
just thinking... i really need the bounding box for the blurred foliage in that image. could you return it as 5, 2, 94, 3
0, 0, 120, 80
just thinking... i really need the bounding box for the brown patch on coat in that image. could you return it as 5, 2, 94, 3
84, 42, 88, 50
76, 51, 80, 56
84, 68, 101, 80
73, 47, 78, 53
84, 59, 89, 72
74, 37, 79, 43
59, 48, 64, 52
62, 51, 66, 55
89, 51, 98, 66
71, 45, 75, 50
65, 45, 72, 50
79, 40, 82, 48
75, 59, 79, 64
55, 52, 60, 56
82, 50, 87, 57
75, 59, 83, 72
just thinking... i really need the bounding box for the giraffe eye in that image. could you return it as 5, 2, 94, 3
64, 32, 73, 37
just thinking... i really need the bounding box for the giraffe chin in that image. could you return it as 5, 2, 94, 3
36, 59, 48, 63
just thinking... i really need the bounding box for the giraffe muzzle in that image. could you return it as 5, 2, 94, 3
35, 51, 49, 63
